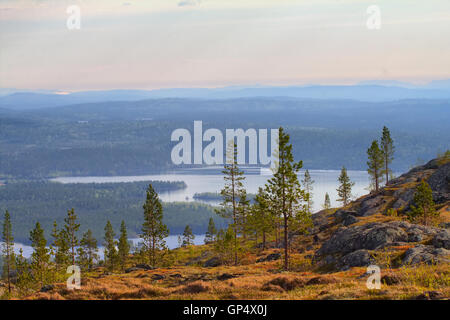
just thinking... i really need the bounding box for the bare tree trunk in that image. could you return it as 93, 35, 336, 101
375, 164, 379, 192
385, 155, 389, 185
231, 165, 238, 266
262, 231, 266, 250
6, 243, 11, 294
284, 214, 288, 271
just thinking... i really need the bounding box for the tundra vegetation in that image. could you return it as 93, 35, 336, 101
1, 127, 449, 300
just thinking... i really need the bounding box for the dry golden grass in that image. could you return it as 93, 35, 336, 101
18, 257, 449, 300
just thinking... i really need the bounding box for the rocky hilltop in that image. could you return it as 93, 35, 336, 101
312, 158, 450, 271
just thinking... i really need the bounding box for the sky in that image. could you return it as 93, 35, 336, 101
0, 0, 450, 91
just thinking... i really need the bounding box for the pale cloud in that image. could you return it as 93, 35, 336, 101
178, 0, 201, 7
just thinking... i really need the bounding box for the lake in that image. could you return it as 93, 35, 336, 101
50, 167, 371, 212
16, 168, 372, 259
11, 235, 207, 259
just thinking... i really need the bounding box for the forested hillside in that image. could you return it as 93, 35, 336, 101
0, 98, 448, 178
0, 181, 225, 243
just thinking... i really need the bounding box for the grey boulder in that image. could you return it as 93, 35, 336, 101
402, 245, 450, 265
432, 230, 450, 249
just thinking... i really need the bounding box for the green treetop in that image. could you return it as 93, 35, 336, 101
103, 221, 117, 271
118, 221, 130, 271
141, 184, 169, 267
337, 166, 354, 206
380, 126, 395, 185
2, 210, 15, 296
182, 225, 195, 247
408, 180, 439, 226
367, 140, 384, 192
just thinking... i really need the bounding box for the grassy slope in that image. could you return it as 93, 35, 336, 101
23, 243, 450, 300
5, 156, 450, 300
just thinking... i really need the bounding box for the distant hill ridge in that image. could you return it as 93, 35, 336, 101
2, 82, 450, 110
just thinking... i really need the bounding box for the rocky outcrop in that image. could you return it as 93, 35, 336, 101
338, 249, 373, 270
357, 194, 389, 216
315, 221, 444, 269
125, 264, 154, 273
402, 245, 450, 265
427, 162, 450, 203
152, 274, 165, 280
318, 221, 439, 257
203, 257, 221, 267
391, 189, 415, 210
342, 214, 359, 226
432, 230, 450, 249
217, 273, 237, 281
40, 284, 55, 292
341, 159, 449, 217
311, 157, 449, 271
256, 253, 281, 263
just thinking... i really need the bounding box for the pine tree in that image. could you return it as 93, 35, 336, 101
15, 248, 32, 296
216, 140, 247, 266
237, 190, 251, 240
118, 221, 130, 271
182, 225, 195, 247
322, 192, 331, 210
104, 221, 117, 271
214, 226, 235, 264
408, 180, 439, 226
302, 169, 315, 214
265, 127, 309, 270
204, 218, 217, 244
78, 229, 98, 271
64, 208, 80, 266
248, 187, 274, 250
2, 210, 15, 296
141, 184, 169, 267
29, 222, 50, 287
337, 167, 354, 206
51, 221, 70, 273
367, 140, 384, 192
380, 126, 395, 185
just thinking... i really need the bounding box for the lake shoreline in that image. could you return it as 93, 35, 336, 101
6, 234, 207, 259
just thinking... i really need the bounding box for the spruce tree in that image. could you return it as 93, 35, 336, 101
78, 229, 98, 271
104, 221, 117, 271
141, 184, 169, 267
408, 180, 439, 226
380, 126, 395, 185
51, 221, 70, 273
118, 221, 130, 271
15, 248, 32, 296
2, 210, 15, 296
64, 208, 80, 266
249, 187, 273, 250
29, 222, 50, 287
367, 140, 384, 191
204, 218, 217, 244
265, 127, 309, 270
216, 140, 247, 266
322, 192, 331, 210
302, 169, 315, 214
214, 226, 235, 264
337, 167, 354, 206
182, 225, 195, 247
237, 190, 251, 240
